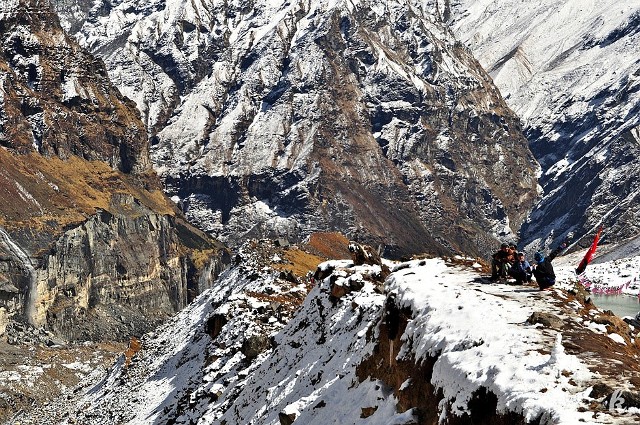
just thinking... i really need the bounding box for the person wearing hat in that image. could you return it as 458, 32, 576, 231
508, 252, 532, 285
490, 243, 512, 281
532, 243, 566, 290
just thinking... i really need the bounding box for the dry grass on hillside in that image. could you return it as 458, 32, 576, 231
273, 248, 326, 278
0, 150, 175, 230
303, 232, 351, 260
271, 232, 352, 279
124, 337, 142, 367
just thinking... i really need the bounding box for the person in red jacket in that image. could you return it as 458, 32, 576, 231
532, 243, 566, 290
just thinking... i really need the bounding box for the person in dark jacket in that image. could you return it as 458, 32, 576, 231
509, 252, 532, 285
532, 244, 566, 290
491, 243, 511, 281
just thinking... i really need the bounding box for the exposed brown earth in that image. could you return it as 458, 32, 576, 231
545, 286, 640, 419
303, 232, 352, 260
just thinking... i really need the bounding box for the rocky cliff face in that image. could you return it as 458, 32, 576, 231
64, 0, 539, 258
1, 0, 149, 174
445, 0, 640, 250
0, 152, 228, 344
0, 0, 227, 342
34, 196, 228, 342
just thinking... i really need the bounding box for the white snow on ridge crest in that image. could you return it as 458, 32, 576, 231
388, 258, 595, 423
23, 252, 637, 424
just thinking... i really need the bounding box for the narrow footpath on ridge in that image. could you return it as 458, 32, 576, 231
472, 268, 640, 410
386, 256, 640, 423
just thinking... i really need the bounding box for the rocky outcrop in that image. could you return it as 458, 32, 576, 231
49, 0, 94, 34
0, 0, 149, 174
0, 0, 228, 342
68, 0, 539, 258
356, 298, 528, 425
38, 197, 227, 341
0, 189, 228, 342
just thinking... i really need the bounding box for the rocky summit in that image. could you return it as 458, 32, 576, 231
59, 0, 539, 258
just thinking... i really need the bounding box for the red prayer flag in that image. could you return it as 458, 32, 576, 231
575, 227, 603, 275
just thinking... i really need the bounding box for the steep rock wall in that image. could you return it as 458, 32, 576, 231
41, 210, 226, 341
0, 192, 228, 342
67, 0, 539, 258
357, 302, 528, 424
0, 0, 228, 342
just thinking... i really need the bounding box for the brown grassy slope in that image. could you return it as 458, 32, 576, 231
0, 149, 174, 227
271, 232, 353, 278
0, 149, 181, 257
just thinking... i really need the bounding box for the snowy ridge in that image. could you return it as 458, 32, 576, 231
389, 259, 593, 423
15, 251, 640, 424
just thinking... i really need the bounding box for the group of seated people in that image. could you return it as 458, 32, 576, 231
490, 242, 565, 290
491, 243, 532, 284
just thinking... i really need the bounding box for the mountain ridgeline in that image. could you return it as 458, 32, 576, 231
55, 0, 539, 258
4, 1, 640, 423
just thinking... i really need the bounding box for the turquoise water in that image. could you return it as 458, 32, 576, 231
591, 294, 640, 318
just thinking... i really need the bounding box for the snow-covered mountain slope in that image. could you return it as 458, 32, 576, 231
59, 0, 539, 258
13, 246, 640, 424
445, 0, 640, 251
